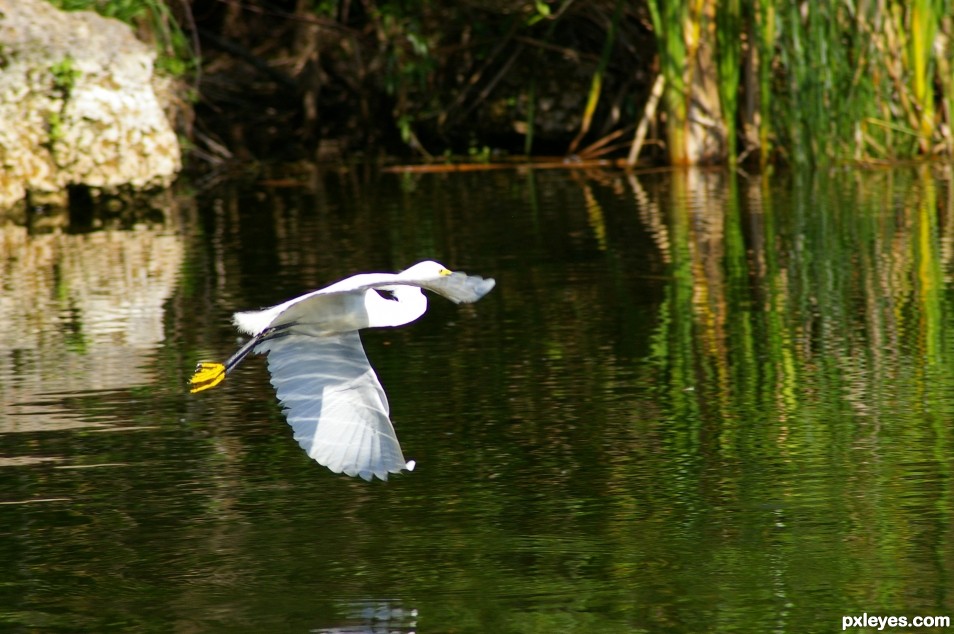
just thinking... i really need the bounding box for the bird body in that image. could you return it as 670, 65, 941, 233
232, 273, 430, 336
190, 260, 495, 481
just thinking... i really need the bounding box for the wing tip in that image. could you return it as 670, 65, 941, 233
477, 277, 496, 299
359, 459, 416, 482
337, 459, 416, 482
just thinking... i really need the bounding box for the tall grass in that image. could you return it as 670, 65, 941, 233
754, 0, 776, 165
909, 0, 942, 151
717, 0, 741, 164
646, 0, 691, 164
650, 0, 953, 165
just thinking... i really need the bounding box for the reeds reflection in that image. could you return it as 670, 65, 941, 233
620, 167, 954, 622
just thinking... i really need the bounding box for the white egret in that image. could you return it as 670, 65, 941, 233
190, 260, 495, 481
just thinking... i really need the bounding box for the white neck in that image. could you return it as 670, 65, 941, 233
364, 286, 428, 328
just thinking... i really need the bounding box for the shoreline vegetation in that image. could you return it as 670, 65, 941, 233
43, 0, 954, 169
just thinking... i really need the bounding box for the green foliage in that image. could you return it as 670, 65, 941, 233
306, 0, 339, 18
371, 7, 439, 148
527, 0, 551, 26
49, 0, 147, 22
46, 56, 80, 151
46, 110, 65, 146
645, 0, 690, 163
799, 0, 947, 163
467, 144, 492, 162
766, 0, 952, 163
648, 0, 954, 165
753, 0, 776, 164
716, 0, 741, 164
908, 0, 943, 148
774, 1, 852, 163
50, 56, 80, 98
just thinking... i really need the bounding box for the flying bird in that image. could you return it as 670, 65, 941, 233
190, 260, 495, 481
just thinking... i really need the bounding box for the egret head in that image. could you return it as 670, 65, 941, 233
400, 260, 453, 279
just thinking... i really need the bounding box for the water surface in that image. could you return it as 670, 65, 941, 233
2, 166, 953, 632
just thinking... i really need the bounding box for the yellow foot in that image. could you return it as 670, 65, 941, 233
190, 362, 226, 393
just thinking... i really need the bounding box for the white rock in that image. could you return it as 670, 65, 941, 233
0, 0, 182, 209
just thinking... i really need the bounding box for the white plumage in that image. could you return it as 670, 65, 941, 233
190, 260, 495, 481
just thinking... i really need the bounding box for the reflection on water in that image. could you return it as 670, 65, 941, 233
313, 600, 418, 634
1, 166, 954, 631
0, 218, 184, 482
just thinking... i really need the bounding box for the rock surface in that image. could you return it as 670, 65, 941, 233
0, 0, 181, 209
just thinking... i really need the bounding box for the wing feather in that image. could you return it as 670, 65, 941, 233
255, 332, 408, 481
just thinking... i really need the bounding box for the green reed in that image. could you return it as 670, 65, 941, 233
650, 0, 953, 165
909, 0, 942, 150
717, 0, 741, 164
646, 0, 690, 164
754, 0, 776, 165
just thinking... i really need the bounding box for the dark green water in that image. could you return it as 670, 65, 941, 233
2, 167, 954, 632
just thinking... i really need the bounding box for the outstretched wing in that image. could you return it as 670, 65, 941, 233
255, 331, 411, 481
